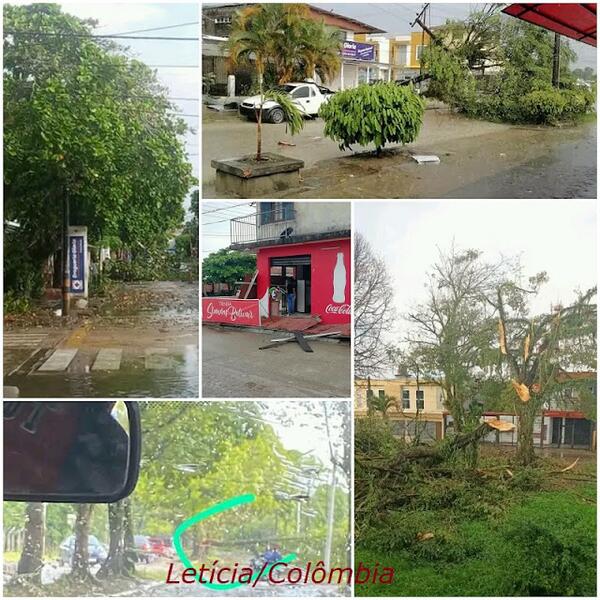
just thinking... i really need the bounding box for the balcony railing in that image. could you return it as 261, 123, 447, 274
230, 207, 296, 246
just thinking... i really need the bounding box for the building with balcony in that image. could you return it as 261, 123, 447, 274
355, 371, 596, 449
230, 202, 350, 326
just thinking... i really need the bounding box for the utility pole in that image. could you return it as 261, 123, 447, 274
323, 403, 337, 571
552, 32, 561, 88
62, 192, 70, 316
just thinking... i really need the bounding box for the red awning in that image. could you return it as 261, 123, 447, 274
502, 3, 597, 47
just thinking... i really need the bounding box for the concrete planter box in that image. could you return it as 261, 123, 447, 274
212, 153, 304, 198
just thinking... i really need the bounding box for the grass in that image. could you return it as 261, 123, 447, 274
356, 473, 596, 597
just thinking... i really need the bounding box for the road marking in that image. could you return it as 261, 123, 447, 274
92, 349, 123, 371
63, 322, 91, 348
4, 333, 49, 348
37, 349, 78, 372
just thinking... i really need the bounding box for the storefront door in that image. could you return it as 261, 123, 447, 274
270, 256, 311, 315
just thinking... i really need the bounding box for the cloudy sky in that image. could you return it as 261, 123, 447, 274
61, 2, 199, 198
202, 201, 256, 257
312, 2, 597, 68
356, 199, 597, 348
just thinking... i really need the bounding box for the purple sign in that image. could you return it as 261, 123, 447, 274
342, 40, 375, 61
69, 235, 85, 293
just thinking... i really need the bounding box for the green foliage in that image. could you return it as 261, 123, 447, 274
320, 83, 425, 155
104, 253, 180, 282
354, 416, 400, 457
356, 488, 596, 597
202, 248, 256, 289
498, 492, 596, 596
521, 89, 567, 124
227, 3, 340, 85
264, 89, 304, 135
4, 290, 32, 314
3, 4, 195, 298
424, 18, 595, 125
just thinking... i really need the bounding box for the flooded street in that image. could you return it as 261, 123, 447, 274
202, 326, 351, 398
3, 281, 199, 398
202, 107, 596, 199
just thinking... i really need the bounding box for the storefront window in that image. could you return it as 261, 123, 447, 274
358, 67, 368, 84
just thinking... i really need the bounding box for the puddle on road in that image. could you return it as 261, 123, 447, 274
4, 345, 199, 398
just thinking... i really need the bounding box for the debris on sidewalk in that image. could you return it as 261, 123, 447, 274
278, 140, 296, 147
259, 330, 341, 351
412, 154, 441, 164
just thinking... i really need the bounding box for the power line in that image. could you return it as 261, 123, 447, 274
4, 30, 197, 41
108, 21, 199, 36
202, 202, 252, 215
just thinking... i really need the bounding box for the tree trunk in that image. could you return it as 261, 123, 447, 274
97, 499, 135, 579
516, 403, 536, 466
256, 71, 263, 160
17, 503, 45, 583
71, 504, 93, 579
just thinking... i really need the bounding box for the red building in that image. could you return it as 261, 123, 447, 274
230, 202, 351, 328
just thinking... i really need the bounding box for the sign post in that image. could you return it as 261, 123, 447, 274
68, 226, 88, 300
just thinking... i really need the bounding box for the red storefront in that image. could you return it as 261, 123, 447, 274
256, 237, 351, 326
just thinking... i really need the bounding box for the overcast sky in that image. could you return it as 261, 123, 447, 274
202, 201, 256, 256
61, 2, 199, 206
356, 199, 597, 354
312, 2, 597, 68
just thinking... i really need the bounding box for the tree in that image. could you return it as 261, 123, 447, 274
320, 83, 424, 156
404, 246, 509, 433
226, 3, 305, 160
437, 4, 503, 72
17, 503, 45, 583
354, 233, 396, 378
3, 4, 194, 298
202, 248, 256, 291
496, 283, 596, 465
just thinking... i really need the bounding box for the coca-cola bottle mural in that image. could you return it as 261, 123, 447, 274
332, 251, 346, 303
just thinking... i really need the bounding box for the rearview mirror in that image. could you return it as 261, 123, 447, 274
4, 401, 141, 503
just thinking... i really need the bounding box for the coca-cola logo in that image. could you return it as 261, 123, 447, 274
206, 302, 256, 322
325, 304, 351, 315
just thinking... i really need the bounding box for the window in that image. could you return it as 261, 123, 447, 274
291, 86, 310, 99
402, 389, 410, 409
378, 390, 385, 399
416, 45, 426, 62
416, 390, 424, 410
261, 202, 294, 224
260, 202, 273, 225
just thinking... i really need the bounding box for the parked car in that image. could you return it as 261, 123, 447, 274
59, 535, 107, 566
239, 82, 334, 124
134, 534, 154, 563
148, 536, 175, 558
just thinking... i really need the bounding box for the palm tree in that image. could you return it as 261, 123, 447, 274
300, 20, 342, 84
226, 4, 306, 160
367, 394, 398, 419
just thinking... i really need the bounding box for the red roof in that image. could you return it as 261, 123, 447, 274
502, 3, 597, 47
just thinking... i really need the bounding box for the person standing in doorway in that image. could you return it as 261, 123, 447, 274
286, 277, 296, 315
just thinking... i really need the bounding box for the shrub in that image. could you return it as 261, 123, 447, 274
4, 291, 31, 314
521, 89, 567, 124
354, 416, 400, 458
320, 83, 425, 155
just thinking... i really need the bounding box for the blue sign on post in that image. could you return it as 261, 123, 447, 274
70, 235, 85, 293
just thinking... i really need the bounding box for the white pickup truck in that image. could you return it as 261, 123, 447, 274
239, 82, 334, 124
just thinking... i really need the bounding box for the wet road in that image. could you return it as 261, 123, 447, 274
4, 281, 199, 398
202, 326, 351, 398
202, 107, 596, 199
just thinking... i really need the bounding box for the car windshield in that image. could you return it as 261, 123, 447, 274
4, 401, 351, 597
276, 84, 299, 94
